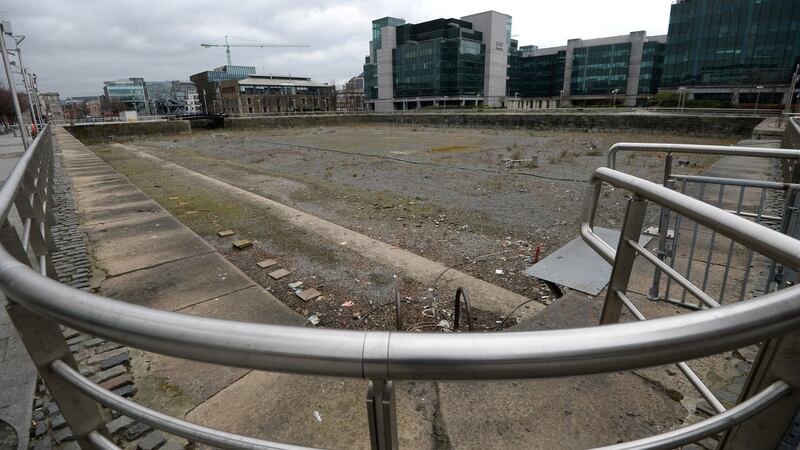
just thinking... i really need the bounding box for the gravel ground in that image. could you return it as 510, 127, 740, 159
91, 126, 736, 330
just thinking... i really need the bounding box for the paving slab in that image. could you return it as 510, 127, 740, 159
178, 286, 307, 327
186, 372, 437, 450
83, 213, 214, 276
100, 252, 254, 311
80, 203, 166, 226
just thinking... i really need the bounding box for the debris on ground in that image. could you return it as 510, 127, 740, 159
308, 314, 320, 326
217, 229, 235, 237
232, 239, 253, 250
312, 410, 322, 423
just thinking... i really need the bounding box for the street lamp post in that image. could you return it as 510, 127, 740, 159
755, 85, 764, 111
0, 21, 29, 148
611, 88, 621, 108
678, 87, 687, 114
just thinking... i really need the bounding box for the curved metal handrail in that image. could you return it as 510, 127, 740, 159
606, 142, 800, 170
0, 168, 799, 380
5, 126, 800, 449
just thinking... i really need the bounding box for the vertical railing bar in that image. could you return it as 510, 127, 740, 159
739, 188, 768, 302
21, 217, 32, 252
701, 184, 726, 291
720, 186, 747, 304
665, 179, 688, 302
615, 289, 726, 414
682, 182, 706, 305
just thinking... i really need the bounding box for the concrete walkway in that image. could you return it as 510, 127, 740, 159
0, 132, 37, 450
51, 126, 701, 449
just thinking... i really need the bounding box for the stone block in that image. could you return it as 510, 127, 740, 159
137, 431, 165, 450
269, 268, 291, 280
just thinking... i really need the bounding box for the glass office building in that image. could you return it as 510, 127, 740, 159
392, 19, 486, 98
365, 17, 406, 101
662, 0, 800, 88
506, 40, 523, 97
103, 80, 147, 112
519, 49, 566, 98
364, 12, 511, 111
639, 41, 667, 94
569, 43, 632, 96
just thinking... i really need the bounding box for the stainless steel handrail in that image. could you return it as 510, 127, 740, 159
606, 142, 800, 170
0, 167, 797, 380
5, 126, 800, 449
669, 174, 800, 190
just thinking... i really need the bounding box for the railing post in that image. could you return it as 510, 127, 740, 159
367, 379, 398, 450
0, 222, 107, 449
648, 177, 675, 301
600, 195, 648, 324
718, 332, 800, 449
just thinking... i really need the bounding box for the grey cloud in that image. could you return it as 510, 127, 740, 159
1, 0, 672, 96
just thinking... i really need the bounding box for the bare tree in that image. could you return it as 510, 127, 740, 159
0, 87, 29, 126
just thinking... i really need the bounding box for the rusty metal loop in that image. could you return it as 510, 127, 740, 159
394, 289, 403, 331
453, 287, 474, 332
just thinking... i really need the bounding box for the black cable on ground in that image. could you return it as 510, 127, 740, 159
258, 139, 591, 184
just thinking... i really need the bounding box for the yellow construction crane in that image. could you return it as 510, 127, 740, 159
200, 35, 310, 66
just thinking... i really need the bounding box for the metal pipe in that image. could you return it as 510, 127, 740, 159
701, 185, 726, 291
607, 143, 800, 171
0, 157, 798, 380
682, 182, 706, 304
670, 175, 800, 191
614, 290, 726, 414
52, 360, 313, 450
626, 240, 720, 308
87, 431, 120, 450
719, 186, 747, 303
595, 380, 789, 450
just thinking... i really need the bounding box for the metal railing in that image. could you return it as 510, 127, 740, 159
2, 125, 800, 449
607, 141, 800, 305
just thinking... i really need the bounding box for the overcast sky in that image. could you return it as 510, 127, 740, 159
1, 0, 675, 97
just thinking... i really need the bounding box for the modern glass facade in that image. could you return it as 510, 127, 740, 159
103, 80, 146, 111
520, 51, 566, 98
506, 40, 523, 97
662, 0, 800, 87
393, 38, 485, 97
371, 17, 406, 62
390, 19, 486, 98
364, 60, 378, 100
639, 41, 667, 94
570, 43, 631, 96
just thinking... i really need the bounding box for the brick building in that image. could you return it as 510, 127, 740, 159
219, 75, 336, 115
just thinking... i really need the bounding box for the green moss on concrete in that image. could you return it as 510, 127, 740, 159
90, 144, 341, 266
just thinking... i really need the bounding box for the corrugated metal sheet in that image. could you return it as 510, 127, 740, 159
524, 227, 652, 296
